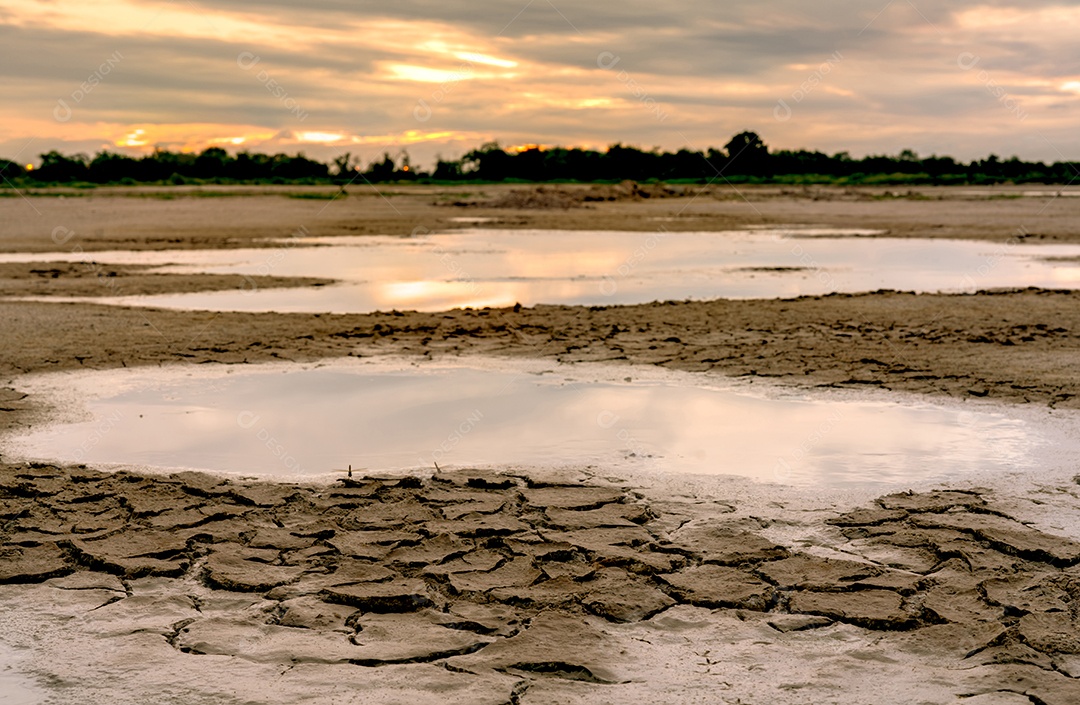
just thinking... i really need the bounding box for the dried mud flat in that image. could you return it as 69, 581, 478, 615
4, 463, 1080, 703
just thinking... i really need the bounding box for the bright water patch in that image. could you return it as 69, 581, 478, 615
955, 190, 1080, 198
7, 359, 1053, 488
1, 229, 1079, 313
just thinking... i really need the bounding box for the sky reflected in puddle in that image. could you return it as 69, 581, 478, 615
8, 360, 1054, 488
2, 228, 1079, 313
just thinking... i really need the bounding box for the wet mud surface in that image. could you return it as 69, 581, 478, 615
2, 289, 1078, 423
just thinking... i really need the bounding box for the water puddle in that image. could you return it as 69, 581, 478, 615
2, 228, 1079, 313
7, 359, 1066, 489
955, 190, 1080, 198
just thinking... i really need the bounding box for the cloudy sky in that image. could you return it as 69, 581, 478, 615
3, 0, 1079, 168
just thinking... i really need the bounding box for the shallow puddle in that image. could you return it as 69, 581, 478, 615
956, 189, 1080, 198
8, 359, 1064, 488
2, 228, 1079, 313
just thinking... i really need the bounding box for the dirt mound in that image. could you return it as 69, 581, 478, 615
484, 186, 584, 209
443, 181, 685, 210
582, 181, 682, 202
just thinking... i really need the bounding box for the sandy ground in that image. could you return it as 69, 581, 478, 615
2, 185, 1080, 703
2, 183, 1080, 254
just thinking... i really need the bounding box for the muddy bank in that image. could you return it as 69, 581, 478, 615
1, 290, 1077, 439
3, 462, 1080, 703
0, 262, 332, 298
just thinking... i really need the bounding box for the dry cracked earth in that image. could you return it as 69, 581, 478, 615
4, 463, 1080, 703
4, 186, 1080, 704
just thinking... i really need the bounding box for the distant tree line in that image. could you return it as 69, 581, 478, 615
2, 132, 1078, 186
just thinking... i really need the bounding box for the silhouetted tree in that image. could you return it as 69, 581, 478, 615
35, 151, 90, 182
271, 153, 329, 180
463, 142, 512, 181
433, 158, 462, 180
5, 136, 1077, 186
512, 148, 547, 181
366, 154, 396, 181
331, 152, 356, 179
723, 132, 770, 176
227, 151, 267, 181
88, 151, 139, 182
602, 144, 660, 181
193, 147, 229, 179
0, 159, 26, 180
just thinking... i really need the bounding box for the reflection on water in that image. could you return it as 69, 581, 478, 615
9, 360, 1044, 488
1, 229, 1079, 313
953, 190, 1080, 198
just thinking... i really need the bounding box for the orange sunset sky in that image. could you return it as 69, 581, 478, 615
3, 1, 1080, 168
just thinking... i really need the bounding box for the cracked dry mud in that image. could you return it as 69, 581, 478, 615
5, 464, 1080, 702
